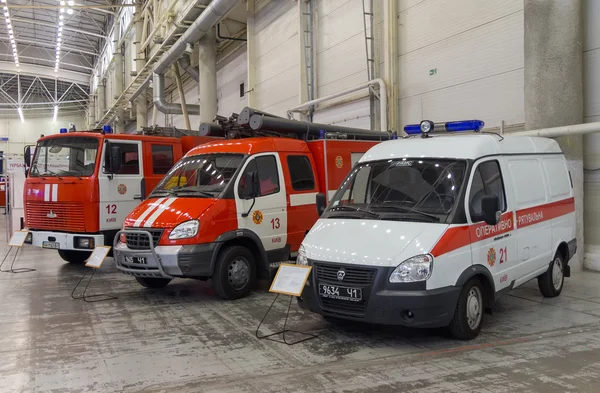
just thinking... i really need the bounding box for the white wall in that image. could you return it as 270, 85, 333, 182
398, 0, 524, 130
0, 115, 86, 155
217, 45, 248, 117
252, 0, 300, 116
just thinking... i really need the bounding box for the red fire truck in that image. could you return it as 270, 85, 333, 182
114, 110, 392, 299
23, 127, 217, 263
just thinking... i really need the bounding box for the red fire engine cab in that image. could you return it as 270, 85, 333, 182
114, 109, 392, 299
23, 127, 217, 263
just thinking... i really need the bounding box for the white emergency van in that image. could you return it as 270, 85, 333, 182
297, 120, 576, 340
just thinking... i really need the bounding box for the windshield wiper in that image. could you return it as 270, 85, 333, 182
329, 205, 380, 219
151, 188, 215, 198
369, 204, 440, 222
41, 169, 63, 180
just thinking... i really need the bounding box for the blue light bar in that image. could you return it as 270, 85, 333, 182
445, 120, 485, 132
403, 119, 485, 135
404, 124, 422, 134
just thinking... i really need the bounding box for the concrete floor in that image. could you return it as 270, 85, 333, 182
1, 240, 600, 392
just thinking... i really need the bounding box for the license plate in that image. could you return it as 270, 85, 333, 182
42, 241, 60, 249
319, 283, 362, 302
124, 255, 147, 264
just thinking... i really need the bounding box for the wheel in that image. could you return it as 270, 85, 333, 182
135, 277, 172, 289
448, 277, 484, 340
58, 250, 92, 264
538, 253, 565, 297
212, 246, 256, 300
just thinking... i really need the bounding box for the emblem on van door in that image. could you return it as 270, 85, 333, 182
117, 184, 127, 195
252, 210, 263, 225
335, 156, 343, 169
46, 210, 57, 219
487, 247, 496, 267
337, 269, 346, 281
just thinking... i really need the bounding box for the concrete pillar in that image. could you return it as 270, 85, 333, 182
135, 2, 147, 130
114, 20, 125, 134
199, 26, 217, 123
524, 0, 584, 268
97, 78, 106, 122
88, 95, 95, 128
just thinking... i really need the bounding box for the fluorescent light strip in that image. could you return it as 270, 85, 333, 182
53, 105, 58, 122
3, 5, 17, 67
18, 107, 24, 123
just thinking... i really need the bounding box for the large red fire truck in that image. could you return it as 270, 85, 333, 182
114, 109, 392, 299
23, 127, 217, 263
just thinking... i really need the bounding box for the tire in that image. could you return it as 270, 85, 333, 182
135, 277, 172, 289
448, 277, 484, 340
58, 250, 92, 264
538, 253, 565, 298
212, 246, 256, 300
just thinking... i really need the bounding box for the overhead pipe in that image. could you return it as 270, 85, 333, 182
178, 54, 199, 82
249, 114, 392, 140
287, 78, 388, 132
217, 23, 247, 41
154, 0, 238, 75
153, 73, 200, 115
511, 121, 600, 138
152, 0, 238, 115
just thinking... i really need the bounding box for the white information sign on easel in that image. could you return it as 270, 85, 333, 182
269, 263, 312, 297
84, 246, 111, 269
8, 230, 29, 247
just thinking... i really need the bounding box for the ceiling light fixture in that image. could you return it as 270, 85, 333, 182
3, 6, 18, 69
18, 107, 24, 123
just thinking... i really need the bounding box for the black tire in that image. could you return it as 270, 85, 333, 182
135, 277, 172, 289
538, 253, 565, 298
448, 277, 484, 340
212, 246, 256, 300
58, 250, 92, 264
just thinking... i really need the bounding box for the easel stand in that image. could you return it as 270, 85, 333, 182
255, 293, 318, 345
70, 268, 118, 303
0, 246, 35, 273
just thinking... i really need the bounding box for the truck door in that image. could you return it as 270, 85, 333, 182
235, 153, 287, 254
465, 158, 517, 291
98, 140, 144, 235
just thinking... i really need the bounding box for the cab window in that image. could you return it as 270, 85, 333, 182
469, 160, 507, 219
152, 145, 174, 174
239, 155, 280, 198
112, 143, 140, 175
287, 155, 315, 191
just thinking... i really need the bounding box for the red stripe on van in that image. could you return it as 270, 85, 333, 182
515, 197, 575, 229
431, 212, 514, 257
431, 197, 574, 257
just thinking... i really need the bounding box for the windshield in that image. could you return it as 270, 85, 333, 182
150, 153, 244, 198
30, 137, 99, 177
325, 158, 467, 223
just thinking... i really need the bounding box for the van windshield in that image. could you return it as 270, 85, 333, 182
324, 158, 467, 223
150, 153, 244, 198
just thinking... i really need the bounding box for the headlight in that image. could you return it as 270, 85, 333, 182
389, 254, 433, 283
297, 244, 308, 266
169, 220, 199, 240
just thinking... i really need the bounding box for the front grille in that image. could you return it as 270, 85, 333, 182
125, 228, 163, 250
314, 263, 376, 285
26, 201, 85, 232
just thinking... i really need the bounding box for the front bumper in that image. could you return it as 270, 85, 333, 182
113, 229, 219, 279
28, 230, 103, 251
297, 261, 461, 328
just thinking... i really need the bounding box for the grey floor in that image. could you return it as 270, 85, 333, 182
1, 238, 600, 392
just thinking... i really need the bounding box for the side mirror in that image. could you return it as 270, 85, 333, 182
480, 195, 501, 226
241, 172, 259, 199
24, 146, 31, 167
316, 193, 327, 216
105, 144, 122, 173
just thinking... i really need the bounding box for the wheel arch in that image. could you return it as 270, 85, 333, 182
455, 264, 496, 308
214, 229, 268, 276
